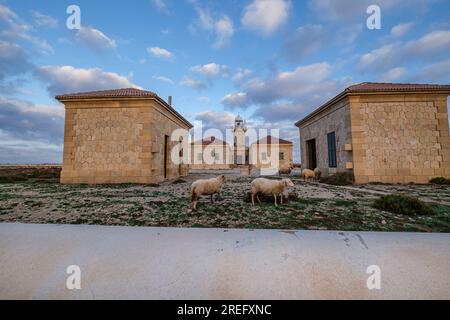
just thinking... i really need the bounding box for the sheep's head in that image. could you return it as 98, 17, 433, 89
283, 179, 294, 187
218, 175, 226, 183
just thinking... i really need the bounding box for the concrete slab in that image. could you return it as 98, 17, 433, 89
0, 223, 449, 300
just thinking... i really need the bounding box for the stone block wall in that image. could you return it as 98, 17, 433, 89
60, 99, 190, 184
190, 144, 234, 170
149, 102, 190, 183
350, 94, 450, 184
250, 144, 293, 171
299, 98, 353, 176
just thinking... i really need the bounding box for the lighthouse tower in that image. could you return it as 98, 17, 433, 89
233, 115, 247, 165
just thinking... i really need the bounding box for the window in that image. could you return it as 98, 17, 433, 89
261, 152, 267, 161
279, 152, 285, 160
215, 153, 220, 161
197, 153, 203, 161
327, 132, 337, 168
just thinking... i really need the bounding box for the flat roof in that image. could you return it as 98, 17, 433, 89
295, 82, 450, 127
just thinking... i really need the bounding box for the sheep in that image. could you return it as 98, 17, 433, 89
314, 168, 322, 182
251, 178, 294, 207
302, 169, 315, 182
190, 175, 226, 211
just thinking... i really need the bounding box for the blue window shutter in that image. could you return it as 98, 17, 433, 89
327, 132, 337, 168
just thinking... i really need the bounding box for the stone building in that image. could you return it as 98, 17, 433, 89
190, 116, 292, 172
190, 137, 234, 170
56, 88, 193, 184
250, 136, 293, 172
295, 82, 450, 184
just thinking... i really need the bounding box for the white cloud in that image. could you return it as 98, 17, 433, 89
0, 3, 54, 55
284, 24, 327, 62
0, 98, 64, 160
34, 65, 139, 96
191, 63, 228, 77
0, 41, 32, 80
197, 96, 212, 103
191, 6, 234, 48
241, 0, 291, 36
232, 68, 252, 84
0, 129, 63, 164
31, 10, 58, 28
411, 59, 450, 83
252, 102, 307, 123
246, 63, 337, 103
230, 62, 353, 122
310, 0, 429, 22
221, 92, 249, 110
180, 77, 206, 91
214, 16, 234, 48
379, 67, 407, 82
195, 110, 236, 130
76, 26, 117, 53
152, 0, 169, 13
359, 30, 450, 72
152, 75, 174, 84
391, 22, 414, 37
147, 46, 174, 59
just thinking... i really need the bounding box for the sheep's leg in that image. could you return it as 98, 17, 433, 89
210, 194, 214, 204
256, 194, 262, 204
280, 194, 283, 205
274, 195, 278, 206
251, 193, 255, 206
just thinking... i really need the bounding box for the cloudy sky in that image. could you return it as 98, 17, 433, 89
1, 0, 450, 164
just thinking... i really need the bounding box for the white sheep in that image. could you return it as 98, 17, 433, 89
190, 175, 226, 211
314, 168, 322, 181
251, 178, 294, 206
302, 169, 315, 182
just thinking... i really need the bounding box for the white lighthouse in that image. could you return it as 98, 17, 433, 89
233, 115, 248, 165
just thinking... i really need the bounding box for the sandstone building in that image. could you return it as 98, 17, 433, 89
250, 136, 293, 172
190, 137, 234, 170
191, 116, 293, 172
295, 82, 450, 184
56, 88, 193, 184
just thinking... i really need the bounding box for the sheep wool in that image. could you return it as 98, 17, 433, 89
190, 175, 226, 211
251, 178, 294, 206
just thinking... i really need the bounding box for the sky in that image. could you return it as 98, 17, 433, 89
1, 0, 450, 164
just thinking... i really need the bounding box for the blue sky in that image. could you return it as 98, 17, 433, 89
1, 0, 450, 163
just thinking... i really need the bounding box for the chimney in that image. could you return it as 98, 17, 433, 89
168, 96, 172, 107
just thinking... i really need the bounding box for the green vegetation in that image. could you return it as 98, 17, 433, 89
1, 174, 450, 232
373, 194, 433, 216
430, 177, 450, 185
320, 172, 355, 186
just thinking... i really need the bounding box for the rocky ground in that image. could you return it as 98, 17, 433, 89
0, 169, 449, 232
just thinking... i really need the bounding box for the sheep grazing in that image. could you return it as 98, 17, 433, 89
190, 175, 226, 211
314, 168, 322, 181
251, 178, 294, 206
302, 169, 315, 182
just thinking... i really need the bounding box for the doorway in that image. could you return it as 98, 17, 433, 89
306, 139, 317, 170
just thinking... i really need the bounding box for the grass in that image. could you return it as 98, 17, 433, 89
1, 176, 450, 232
373, 194, 434, 216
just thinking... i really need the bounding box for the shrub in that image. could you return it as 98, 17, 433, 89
373, 194, 433, 216
320, 172, 354, 186
430, 177, 450, 185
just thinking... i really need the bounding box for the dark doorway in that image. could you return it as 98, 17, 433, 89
306, 139, 317, 170
164, 135, 169, 179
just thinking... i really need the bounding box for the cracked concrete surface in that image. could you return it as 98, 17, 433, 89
0, 223, 449, 299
